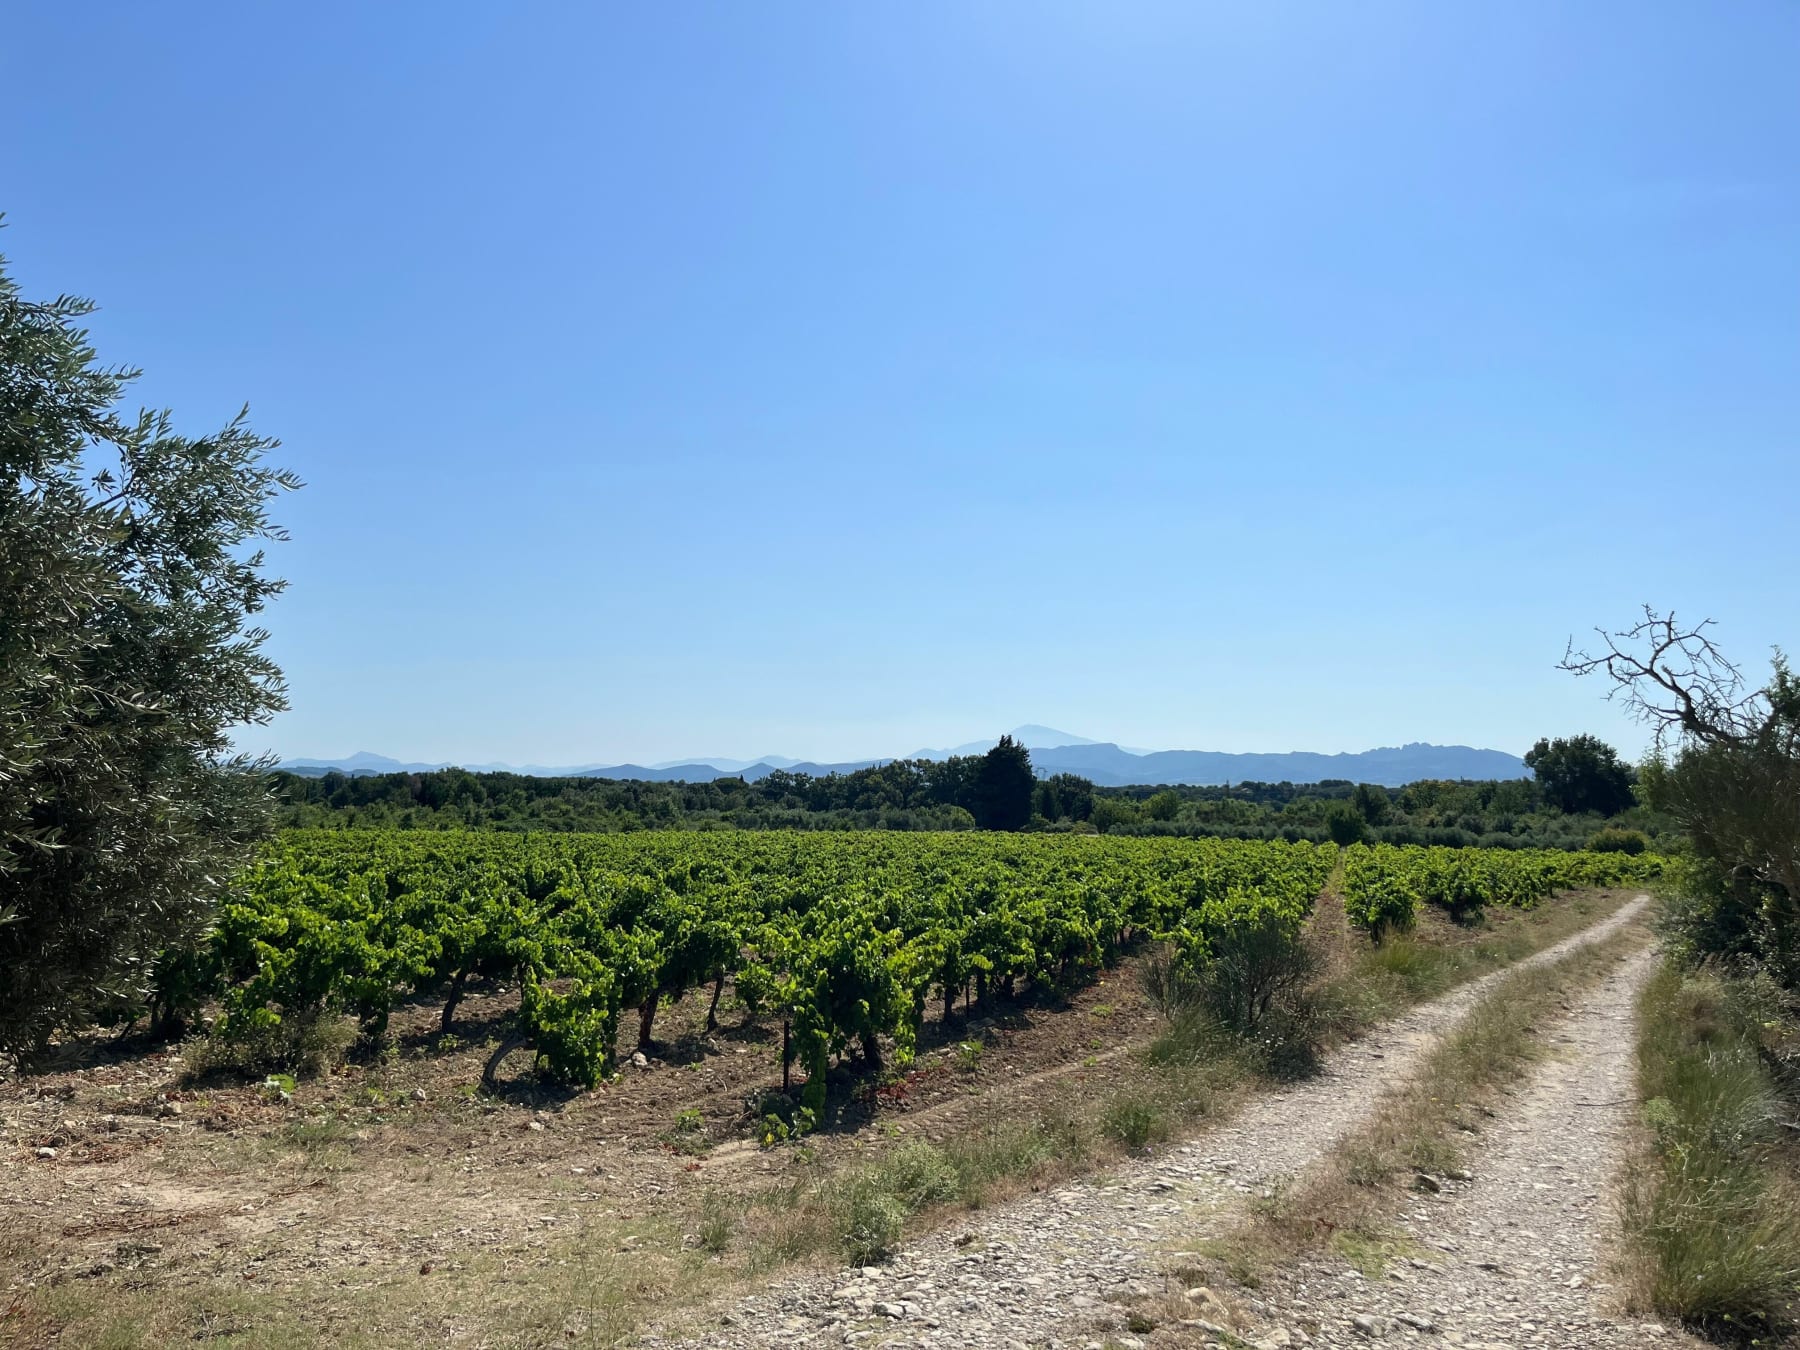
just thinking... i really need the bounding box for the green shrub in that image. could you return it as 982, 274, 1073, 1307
837, 1180, 907, 1264
1588, 827, 1650, 855
875, 1141, 960, 1210
1324, 802, 1370, 846
1100, 1094, 1168, 1150
1171, 888, 1315, 1034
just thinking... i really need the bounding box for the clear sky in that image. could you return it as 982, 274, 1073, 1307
5, 4, 1797, 767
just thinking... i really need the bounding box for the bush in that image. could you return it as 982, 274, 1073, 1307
837, 1179, 907, 1264
1138, 947, 1206, 1019
1588, 827, 1649, 855
875, 1141, 960, 1210
1145, 790, 1182, 822
188, 1009, 355, 1079
1090, 798, 1139, 834
1657, 857, 1796, 984
1324, 802, 1369, 846
1100, 1094, 1168, 1151
1171, 889, 1314, 1034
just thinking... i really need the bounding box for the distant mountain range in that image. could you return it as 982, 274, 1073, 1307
280, 726, 1528, 789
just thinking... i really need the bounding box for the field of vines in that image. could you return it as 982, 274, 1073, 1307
172, 832, 1664, 1109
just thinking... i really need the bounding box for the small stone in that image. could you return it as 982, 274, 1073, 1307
527, 1120, 545, 1132
35, 1146, 56, 1159
412, 1087, 428, 1102
158, 1101, 182, 1119
1412, 1172, 1441, 1193
631, 1051, 650, 1069
1351, 1313, 1387, 1338
1179, 1319, 1232, 1337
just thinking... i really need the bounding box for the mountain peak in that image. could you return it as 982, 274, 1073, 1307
1008, 724, 1097, 748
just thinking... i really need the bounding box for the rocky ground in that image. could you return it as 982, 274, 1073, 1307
640, 895, 1695, 1350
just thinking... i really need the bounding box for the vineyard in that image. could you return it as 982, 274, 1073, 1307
168, 832, 1665, 1110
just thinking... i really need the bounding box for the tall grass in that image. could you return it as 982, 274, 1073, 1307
1621, 963, 1800, 1334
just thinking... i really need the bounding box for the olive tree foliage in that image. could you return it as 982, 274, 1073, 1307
0, 252, 298, 1061
1562, 607, 1800, 980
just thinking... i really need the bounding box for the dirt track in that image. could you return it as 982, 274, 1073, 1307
1234, 941, 1702, 1349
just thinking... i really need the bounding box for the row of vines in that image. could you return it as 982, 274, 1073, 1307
1340, 842, 1663, 934
163, 832, 1664, 1105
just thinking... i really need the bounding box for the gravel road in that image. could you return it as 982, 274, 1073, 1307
1246, 941, 1701, 1350
639, 896, 1673, 1350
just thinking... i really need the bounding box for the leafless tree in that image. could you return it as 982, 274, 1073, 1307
1562, 605, 1800, 926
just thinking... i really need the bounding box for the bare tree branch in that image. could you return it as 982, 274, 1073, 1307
1560, 604, 1766, 750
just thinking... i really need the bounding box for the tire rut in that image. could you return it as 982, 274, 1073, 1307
1236, 943, 1703, 1349
636, 896, 1652, 1350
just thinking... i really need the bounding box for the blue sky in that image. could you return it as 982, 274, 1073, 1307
6, 3, 1796, 766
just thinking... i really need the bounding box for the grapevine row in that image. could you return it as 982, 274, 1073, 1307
169, 832, 1664, 1100
178, 832, 1332, 1099
1339, 842, 1665, 936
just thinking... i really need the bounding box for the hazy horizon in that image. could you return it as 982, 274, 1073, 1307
278, 728, 1531, 773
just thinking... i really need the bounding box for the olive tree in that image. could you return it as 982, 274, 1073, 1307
0, 248, 298, 1061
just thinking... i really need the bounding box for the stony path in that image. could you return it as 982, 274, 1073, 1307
1245, 941, 1701, 1350
639, 897, 1656, 1350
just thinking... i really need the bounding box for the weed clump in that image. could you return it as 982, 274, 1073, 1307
1101, 1094, 1168, 1151
185, 1009, 356, 1080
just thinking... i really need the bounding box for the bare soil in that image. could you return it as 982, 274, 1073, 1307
0, 943, 1161, 1309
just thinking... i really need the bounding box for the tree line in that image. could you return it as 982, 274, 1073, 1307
272, 731, 1670, 852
